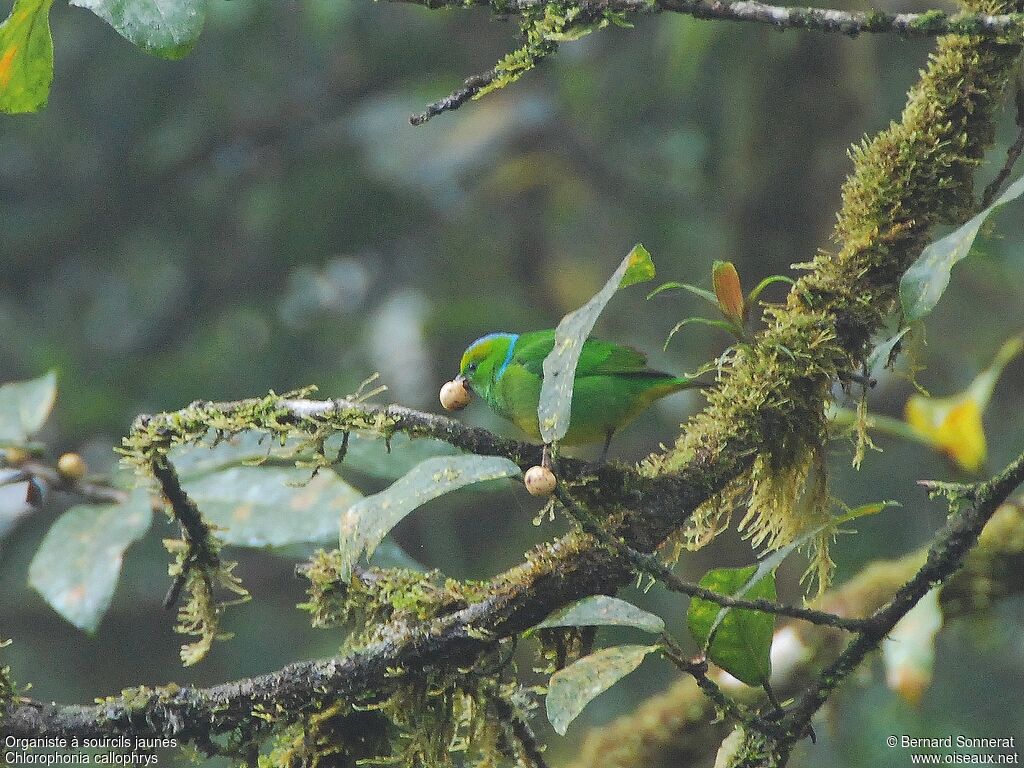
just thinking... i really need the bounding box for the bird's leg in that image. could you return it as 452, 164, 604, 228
600, 430, 614, 463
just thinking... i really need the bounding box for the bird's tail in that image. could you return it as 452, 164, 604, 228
644, 374, 707, 403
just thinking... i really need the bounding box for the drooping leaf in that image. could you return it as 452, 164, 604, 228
538, 244, 655, 443
182, 466, 362, 548
0, 0, 54, 114
882, 588, 942, 705
337, 455, 521, 579
28, 490, 153, 633
0, 371, 57, 444
535, 595, 665, 634
70, 0, 206, 59
545, 644, 657, 735
687, 565, 776, 686
900, 174, 1024, 322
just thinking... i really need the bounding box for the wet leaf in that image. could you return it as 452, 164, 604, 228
70, 0, 206, 59
28, 490, 153, 633
0, 0, 55, 113
535, 595, 665, 634
183, 466, 362, 548
546, 644, 657, 735
337, 455, 521, 579
900, 174, 1024, 322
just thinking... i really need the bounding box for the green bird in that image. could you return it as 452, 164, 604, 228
457, 330, 699, 456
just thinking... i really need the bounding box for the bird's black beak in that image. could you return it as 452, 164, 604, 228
454, 374, 469, 386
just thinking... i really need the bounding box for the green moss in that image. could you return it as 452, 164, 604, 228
641, 6, 1021, 593
1, 638, 14, 713
298, 550, 490, 648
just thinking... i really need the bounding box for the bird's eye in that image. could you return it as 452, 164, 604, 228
467, 362, 478, 373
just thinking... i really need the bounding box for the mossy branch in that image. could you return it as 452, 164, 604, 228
398, 0, 1024, 123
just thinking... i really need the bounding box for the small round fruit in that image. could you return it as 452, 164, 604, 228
440, 379, 472, 411
1, 446, 30, 465
524, 465, 557, 497
57, 452, 88, 482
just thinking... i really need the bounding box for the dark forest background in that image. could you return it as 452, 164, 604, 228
2, 2, 1023, 764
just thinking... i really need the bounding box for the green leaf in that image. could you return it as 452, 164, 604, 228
538, 244, 655, 443
0, 371, 57, 444
683, 499, 894, 686
687, 565, 776, 686
182, 466, 362, 548
337, 455, 521, 579
663, 317, 739, 350
746, 275, 795, 305
647, 281, 718, 306
70, 0, 206, 59
535, 595, 665, 634
326, 431, 461, 481
28, 490, 153, 633
900, 174, 1024, 322
169, 430, 460, 482
0, 0, 55, 114
546, 644, 657, 735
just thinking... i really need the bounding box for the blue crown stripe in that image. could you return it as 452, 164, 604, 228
495, 334, 519, 381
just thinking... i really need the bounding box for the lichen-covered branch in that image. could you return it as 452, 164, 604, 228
396, 0, 1024, 122
781, 451, 1024, 739
398, 0, 1024, 38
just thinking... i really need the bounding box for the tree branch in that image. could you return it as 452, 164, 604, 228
392, 0, 1024, 38
778, 448, 1024, 749
554, 486, 868, 632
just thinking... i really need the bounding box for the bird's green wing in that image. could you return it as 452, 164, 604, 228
513, 330, 657, 377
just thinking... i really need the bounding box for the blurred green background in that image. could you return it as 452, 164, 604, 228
2, 0, 1023, 764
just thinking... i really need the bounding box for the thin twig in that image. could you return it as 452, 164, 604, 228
150, 455, 218, 609
410, 70, 496, 125
982, 79, 1024, 207
554, 487, 868, 632
2, 457, 128, 505
781, 447, 1024, 744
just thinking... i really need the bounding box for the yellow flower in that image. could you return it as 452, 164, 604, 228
904, 336, 1022, 473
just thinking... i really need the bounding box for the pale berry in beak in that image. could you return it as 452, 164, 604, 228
440, 378, 472, 411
